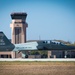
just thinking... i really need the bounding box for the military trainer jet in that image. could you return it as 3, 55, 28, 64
0, 32, 75, 51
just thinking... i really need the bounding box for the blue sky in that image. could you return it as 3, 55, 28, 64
0, 0, 75, 43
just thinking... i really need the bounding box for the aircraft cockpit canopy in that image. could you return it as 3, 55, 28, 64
39, 40, 65, 45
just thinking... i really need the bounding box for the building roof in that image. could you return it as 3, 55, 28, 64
11, 12, 27, 19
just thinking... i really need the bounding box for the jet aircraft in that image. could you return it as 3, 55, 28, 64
0, 32, 75, 51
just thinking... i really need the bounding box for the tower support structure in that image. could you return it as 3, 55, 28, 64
10, 12, 28, 44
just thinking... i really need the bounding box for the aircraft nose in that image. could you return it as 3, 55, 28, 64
68, 46, 75, 50
71, 46, 75, 49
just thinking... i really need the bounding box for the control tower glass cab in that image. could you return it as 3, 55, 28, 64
10, 13, 28, 44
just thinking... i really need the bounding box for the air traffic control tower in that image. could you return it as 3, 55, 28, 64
10, 12, 28, 44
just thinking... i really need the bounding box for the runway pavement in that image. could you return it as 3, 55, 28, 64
0, 58, 75, 61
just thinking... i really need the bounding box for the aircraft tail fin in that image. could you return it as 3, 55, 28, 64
0, 32, 12, 46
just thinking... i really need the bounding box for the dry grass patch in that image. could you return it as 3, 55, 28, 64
0, 61, 75, 75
